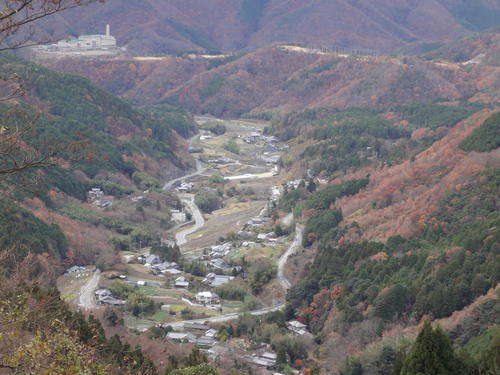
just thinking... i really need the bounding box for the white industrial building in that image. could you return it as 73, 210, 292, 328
56, 24, 116, 50
33, 24, 120, 56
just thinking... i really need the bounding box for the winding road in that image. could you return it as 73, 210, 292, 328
175, 196, 206, 246
142, 224, 304, 331
79, 119, 304, 328
163, 132, 209, 191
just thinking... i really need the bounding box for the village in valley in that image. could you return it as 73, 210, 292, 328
58, 116, 319, 374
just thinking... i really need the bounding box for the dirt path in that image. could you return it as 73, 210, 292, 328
78, 269, 101, 309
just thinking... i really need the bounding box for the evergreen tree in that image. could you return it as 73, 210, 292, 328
479, 330, 500, 375
400, 321, 461, 375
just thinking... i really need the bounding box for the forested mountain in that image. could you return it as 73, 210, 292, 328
1, 2, 499, 374
271, 97, 500, 374
0, 53, 197, 274
34, 0, 500, 55
0, 51, 203, 373
0, 54, 195, 178
42, 29, 500, 118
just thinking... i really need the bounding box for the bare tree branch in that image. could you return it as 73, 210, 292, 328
0, 0, 101, 50
0, 0, 100, 178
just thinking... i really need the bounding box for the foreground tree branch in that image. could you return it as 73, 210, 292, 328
0, 0, 100, 178
0, 0, 101, 50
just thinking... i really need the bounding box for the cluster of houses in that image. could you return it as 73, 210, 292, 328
191, 242, 242, 274
209, 243, 232, 258
135, 243, 239, 293
166, 323, 218, 348
95, 289, 125, 306
137, 254, 182, 276
241, 129, 287, 155
87, 188, 113, 208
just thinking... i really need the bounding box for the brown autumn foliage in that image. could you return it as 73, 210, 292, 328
22, 197, 114, 266
333, 109, 500, 242
43, 40, 500, 117
35, 0, 496, 55
44, 57, 209, 103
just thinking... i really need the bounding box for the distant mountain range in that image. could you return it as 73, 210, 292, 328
36, 0, 500, 55
44, 29, 500, 118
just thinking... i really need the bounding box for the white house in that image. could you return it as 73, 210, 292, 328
196, 291, 219, 305
287, 320, 308, 335
88, 188, 104, 200
252, 351, 277, 368
174, 276, 189, 289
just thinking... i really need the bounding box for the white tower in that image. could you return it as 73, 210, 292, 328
106, 24, 110, 37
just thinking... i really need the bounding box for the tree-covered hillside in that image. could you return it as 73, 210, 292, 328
0, 53, 195, 179
0, 53, 199, 277
279, 105, 500, 373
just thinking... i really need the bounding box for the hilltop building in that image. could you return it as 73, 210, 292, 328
31, 24, 123, 58
55, 24, 116, 50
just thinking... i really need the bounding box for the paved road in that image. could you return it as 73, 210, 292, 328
277, 224, 303, 290
78, 269, 101, 309
132, 117, 299, 330
152, 303, 285, 330
282, 212, 294, 227
224, 171, 274, 181
163, 157, 205, 191
175, 196, 205, 246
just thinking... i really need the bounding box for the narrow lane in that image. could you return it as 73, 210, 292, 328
163, 134, 205, 191
78, 269, 101, 309
137, 224, 303, 331
277, 224, 303, 290
175, 196, 205, 246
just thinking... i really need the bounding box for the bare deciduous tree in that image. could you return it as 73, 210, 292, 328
0, 0, 100, 51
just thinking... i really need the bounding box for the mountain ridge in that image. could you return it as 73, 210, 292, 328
33, 0, 500, 55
